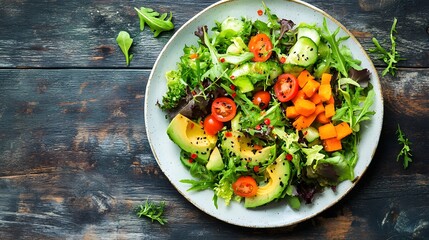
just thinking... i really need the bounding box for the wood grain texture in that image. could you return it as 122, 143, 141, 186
0, 69, 428, 239
0, 0, 428, 239
0, 0, 428, 69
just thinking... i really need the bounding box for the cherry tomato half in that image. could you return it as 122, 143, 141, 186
248, 33, 273, 62
232, 176, 258, 198
211, 97, 237, 122
252, 91, 271, 110
274, 73, 299, 102
203, 115, 224, 135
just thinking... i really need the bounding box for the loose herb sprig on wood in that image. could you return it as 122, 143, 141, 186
396, 124, 413, 169
370, 18, 405, 76
116, 31, 134, 66
116, 6, 175, 66
135, 6, 175, 37
136, 200, 168, 225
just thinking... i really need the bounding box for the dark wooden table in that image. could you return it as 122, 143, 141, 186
1, 0, 428, 239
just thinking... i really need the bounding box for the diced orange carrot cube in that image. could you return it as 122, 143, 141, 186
316, 112, 331, 124
335, 122, 353, 140
325, 103, 336, 118
297, 70, 313, 88
319, 84, 332, 102
302, 79, 321, 98
318, 123, 337, 140
292, 104, 324, 130
292, 90, 306, 104
310, 93, 322, 105
295, 99, 316, 117
323, 138, 342, 152
327, 95, 335, 104
321, 73, 332, 85
286, 106, 299, 119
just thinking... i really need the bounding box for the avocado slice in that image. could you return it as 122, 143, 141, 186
244, 153, 291, 208
220, 131, 276, 166
167, 114, 217, 163
206, 147, 224, 171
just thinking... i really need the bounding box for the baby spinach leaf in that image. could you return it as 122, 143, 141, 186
135, 6, 174, 37
116, 31, 133, 66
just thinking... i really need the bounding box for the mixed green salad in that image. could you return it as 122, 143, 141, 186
159, 3, 375, 209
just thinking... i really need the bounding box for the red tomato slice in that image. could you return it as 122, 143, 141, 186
232, 176, 258, 198
252, 91, 271, 110
203, 115, 224, 135
274, 73, 299, 102
248, 33, 273, 62
211, 97, 237, 122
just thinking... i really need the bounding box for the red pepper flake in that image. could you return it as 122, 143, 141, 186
253, 166, 260, 173
191, 90, 197, 96
230, 75, 235, 80
230, 84, 236, 90
253, 145, 263, 150
188, 159, 194, 163
190, 153, 198, 159
280, 56, 286, 64
231, 92, 237, 98
190, 122, 195, 129
220, 57, 225, 63
225, 132, 233, 137
286, 154, 293, 161
189, 53, 198, 59
264, 118, 271, 125
255, 124, 261, 130
257, 9, 263, 16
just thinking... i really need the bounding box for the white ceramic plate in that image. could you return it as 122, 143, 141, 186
145, 0, 383, 228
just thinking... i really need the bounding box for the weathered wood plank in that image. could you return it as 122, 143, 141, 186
0, 0, 428, 68
0, 68, 428, 238
0, 68, 427, 176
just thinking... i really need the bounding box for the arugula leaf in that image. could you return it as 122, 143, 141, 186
334, 87, 375, 132
370, 18, 404, 76
180, 163, 217, 191
396, 124, 413, 169
319, 18, 362, 78
116, 31, 134, 66
136, 200, 167, 225
134, 6, 174, 37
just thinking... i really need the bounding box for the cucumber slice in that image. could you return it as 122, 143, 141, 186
302, 126, 320, 142
180, 150, 195, 168
297, 27, 320, 46
282, 63, 305, 77
231, 112, 242, 132
234, 76, 254, 93
286, 37, 318, 67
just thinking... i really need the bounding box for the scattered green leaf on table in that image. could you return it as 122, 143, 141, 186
370, 18, 405, 76
135, 6, 174, 37
136, 200, 167, 225
116, 31, 134, 66
396, 124, 413, 169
